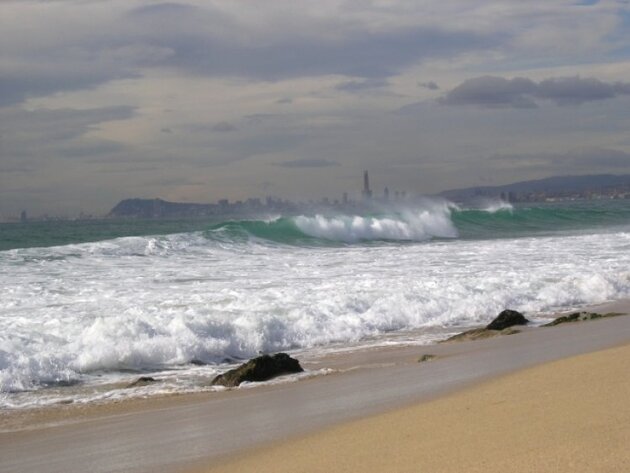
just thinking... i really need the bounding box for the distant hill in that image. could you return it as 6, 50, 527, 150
440, 174, 630, 202
108, 198, 216, 218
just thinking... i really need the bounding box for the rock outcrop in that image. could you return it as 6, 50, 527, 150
542, 311, 623, 327
444, 326, 521, 343
443, 309, 529, 343
211, 353, 304, 387
126, 376, 157, 388
486, 309, 529, 331
418, 354, 436, 363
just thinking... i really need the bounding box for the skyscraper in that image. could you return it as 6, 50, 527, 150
362, 170, 372, 199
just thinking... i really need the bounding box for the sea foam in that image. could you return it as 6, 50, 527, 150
294, 203, 458, 242
1, 208, 630, 407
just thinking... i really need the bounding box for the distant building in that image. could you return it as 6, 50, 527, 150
362, 170, 372, 199
343, 192, 348, 204
384, 187, 389, 201
20, 210, 27, 222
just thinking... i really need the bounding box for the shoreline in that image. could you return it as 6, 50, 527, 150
1, 300, 629, 473
1, 299, 626, 433
201, 341, 630, 473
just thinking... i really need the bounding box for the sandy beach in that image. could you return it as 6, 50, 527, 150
202, 341, 630, 473
1, 303, 630, 473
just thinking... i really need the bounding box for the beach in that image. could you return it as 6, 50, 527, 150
202, 337, 630, 473
2, 303, 630, 473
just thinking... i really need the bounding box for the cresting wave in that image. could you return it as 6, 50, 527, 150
205, 200, 630, 245
204, 201, 460, 244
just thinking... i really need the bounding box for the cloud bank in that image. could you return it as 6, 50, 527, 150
440, 76, 630, 108
1, 0, 630, 217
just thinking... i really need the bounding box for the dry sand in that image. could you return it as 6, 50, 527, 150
200, 343, 630, 473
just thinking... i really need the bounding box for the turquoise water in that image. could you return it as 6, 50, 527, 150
0, 218, 215, 252
3, 200, 630, 251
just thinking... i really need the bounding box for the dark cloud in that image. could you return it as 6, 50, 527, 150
169, 27, 493, 80
0, 106, 135, 141
273, 158, 339, 168
0, 67, 139, 107
0, 106, 135, 161
439, 76, 538, 108
0, 3, 496, 107
212, 122, 237, 132
440, 76, 630, 108
419, 81, 439, 90
125, 4, 497, 80
336, 78, 388, 92
536, 77, 630, 105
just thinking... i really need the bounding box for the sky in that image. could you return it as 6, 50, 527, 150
1, 0, 630, 218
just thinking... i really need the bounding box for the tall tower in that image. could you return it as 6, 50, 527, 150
362, 170, 372, 199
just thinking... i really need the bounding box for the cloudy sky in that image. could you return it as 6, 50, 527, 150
2, 0, 630, 217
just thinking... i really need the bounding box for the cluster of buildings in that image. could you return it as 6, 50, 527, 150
496, 188, 630, 203
13, 172, 630, 222
106, 171, 409, 219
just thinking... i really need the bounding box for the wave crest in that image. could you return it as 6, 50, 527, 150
294, 207, 458, 243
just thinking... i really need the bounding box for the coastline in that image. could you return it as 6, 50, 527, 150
1, 300, 629, 473
1, 299, 625, 433
201, 341, 630, 473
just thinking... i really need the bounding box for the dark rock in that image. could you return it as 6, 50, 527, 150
542, 311, 623, 327
443, 326, 521, 343
211, 353, 304, 388
486, 309, 529, 331
126, 376, 157, 388
418, 354, 436, 362
190, 359, 207, 366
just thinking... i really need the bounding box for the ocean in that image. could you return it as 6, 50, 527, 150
1, 198, 630, 409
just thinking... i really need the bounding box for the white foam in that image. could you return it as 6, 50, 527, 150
1, 227, 630, 407
294, 204, 458, 242
476, 198, 514, 213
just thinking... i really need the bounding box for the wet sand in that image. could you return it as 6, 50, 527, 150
1, 302, 629, 473
202, 342, 630, 473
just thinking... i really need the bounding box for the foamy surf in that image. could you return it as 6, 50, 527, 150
294, 207, 458, 242
2, 200, 630, 408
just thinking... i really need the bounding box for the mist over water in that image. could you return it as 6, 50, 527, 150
1, 199, 630, 408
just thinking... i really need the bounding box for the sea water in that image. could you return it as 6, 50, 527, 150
1, 199, 630, 409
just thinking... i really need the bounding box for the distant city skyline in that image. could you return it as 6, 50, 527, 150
8, 172, 630, 222
9, 169, 412, 221
2, 1, 630, 219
